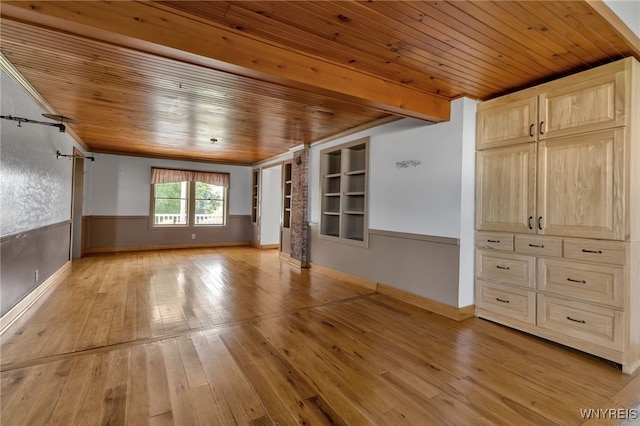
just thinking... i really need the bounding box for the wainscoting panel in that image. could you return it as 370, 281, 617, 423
84, 215, 251, 253
0, 221, 71, 316
309, 225, 461, 307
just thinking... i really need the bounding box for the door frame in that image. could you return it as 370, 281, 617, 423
70, 147, 84, 259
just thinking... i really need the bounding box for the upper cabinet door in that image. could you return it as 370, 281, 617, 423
537, 129, 625, 241
476, 143, 537, 234
538, 67, 627, 140
476, 94, 538, 150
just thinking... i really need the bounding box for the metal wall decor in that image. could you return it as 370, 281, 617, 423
395, 159, 422, 169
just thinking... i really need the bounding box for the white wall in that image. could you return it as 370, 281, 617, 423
457, 97, 478, 307
308, 98, 478, 308
605, 0, 640, 36
370, 101, 472, 238
309, 118, 429, 226
259, 165, 282, 246
1, 71, 82, 236
85, 153, 252, 216
310, 98, 476, 240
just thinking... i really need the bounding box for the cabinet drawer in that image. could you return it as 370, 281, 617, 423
476, 280, 535, 324
537, 295, 622, 351
475, 250, 535, 288
537, 258, 623, 308
515, 235, 562, 257
476, 232, 514, 251
563, 239, 626, 266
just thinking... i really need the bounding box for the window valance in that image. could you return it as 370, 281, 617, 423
151, 167, 230, 187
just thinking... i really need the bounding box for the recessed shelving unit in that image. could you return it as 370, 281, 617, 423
282, 161, 292, 229
319, 137, 369, 245
251, 169, 259, 224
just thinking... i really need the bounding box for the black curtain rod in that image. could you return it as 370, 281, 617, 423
1, 114, 66, 132
56, 150, 95, 162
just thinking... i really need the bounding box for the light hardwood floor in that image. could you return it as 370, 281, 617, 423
1, 247, 638, 425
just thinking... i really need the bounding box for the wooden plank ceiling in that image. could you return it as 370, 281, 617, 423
1, 1, 638, 165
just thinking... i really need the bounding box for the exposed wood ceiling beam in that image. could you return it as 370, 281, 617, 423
1, 1, 450, 123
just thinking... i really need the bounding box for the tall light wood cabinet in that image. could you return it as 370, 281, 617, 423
475, 57, 640, 374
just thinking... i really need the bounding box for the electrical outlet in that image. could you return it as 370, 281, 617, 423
35, 269, 39, 282
191, 233, 196, 240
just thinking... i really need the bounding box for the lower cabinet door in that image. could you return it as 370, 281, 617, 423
537, 294, 623, 350
476, 279, 536, 324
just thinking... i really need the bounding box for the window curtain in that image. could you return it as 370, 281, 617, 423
151, 167, 230, 187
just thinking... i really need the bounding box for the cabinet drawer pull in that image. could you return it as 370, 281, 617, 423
581, 249, 603, 254
496, 298, 510, 304
496, 265, 510, 270
566, 316, 586, 324
528, 243, 544, 248
567, 278, 587, 284
487, 239, 500, 243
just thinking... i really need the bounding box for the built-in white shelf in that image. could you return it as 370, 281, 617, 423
319, 138, 369, 245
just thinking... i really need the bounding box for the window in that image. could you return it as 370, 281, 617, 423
151, 168, 229, 227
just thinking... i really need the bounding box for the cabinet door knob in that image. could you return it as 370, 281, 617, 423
528, 216, 533, 230
539, 121, 545, 135
538, 216, 543, 230
529, 124, 535, 137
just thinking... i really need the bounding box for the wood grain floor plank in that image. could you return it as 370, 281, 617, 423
99, 348, 130, 426
146, 341, 171, 419
124, 344, 150, 426
213, 328, 295, 425
200, 329, 268, 424
0, 362, 54, 426
73, 292, 109, 351
175, 334, 208, 390
0, 364, 32, 412
22, 359, 73, 425
161, 338, 200, 425
47, 355, 97, 426
72, 351, 113, 425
